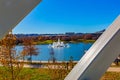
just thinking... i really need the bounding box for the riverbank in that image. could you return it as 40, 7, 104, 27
18, 60, 77, 68
32, 39, 95, 45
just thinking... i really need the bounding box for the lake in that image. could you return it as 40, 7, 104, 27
16, 43, 92, 61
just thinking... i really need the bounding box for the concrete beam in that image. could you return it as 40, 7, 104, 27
65, 15, 120, 80
0, 0, 41, 39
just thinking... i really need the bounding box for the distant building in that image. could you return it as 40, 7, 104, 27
76, 33, 83, 36
65, 32, 75, 35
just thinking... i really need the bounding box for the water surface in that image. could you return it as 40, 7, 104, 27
16, 43, 92, 61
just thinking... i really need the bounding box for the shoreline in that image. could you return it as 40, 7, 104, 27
16, 40, 95, 46
20, 60, 78, 64
17, 60, 78, 68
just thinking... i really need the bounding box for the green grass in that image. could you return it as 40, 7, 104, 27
1, 65, 120, 80
20, 68, 50, 80
0, 67, 51, 80
37, 40, 53, 45
0, 65, 69, 80
78, 39, 95, 43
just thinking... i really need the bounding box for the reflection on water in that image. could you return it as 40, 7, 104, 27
16, 43, 92, 61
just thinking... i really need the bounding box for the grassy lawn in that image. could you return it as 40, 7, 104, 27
1, 66, 120, 80
78, 39, 95, 43
20, 68, 51, 80
37, 40, 53, 45
0, 63, 120, 80
19, 68, 70, 80
0, 66, 69, 80
0, 67, 50, 80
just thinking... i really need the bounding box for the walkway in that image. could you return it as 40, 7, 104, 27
107, 67, 120, 72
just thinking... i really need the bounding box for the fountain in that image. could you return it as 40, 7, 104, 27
49, 38, 69, 48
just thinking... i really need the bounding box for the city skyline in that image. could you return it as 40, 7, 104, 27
13, 0, 120, 34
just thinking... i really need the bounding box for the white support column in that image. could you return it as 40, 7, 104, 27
65, 15, 120, 80
0, 0, 41, 39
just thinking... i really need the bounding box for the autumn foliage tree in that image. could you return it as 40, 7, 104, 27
83, 34, 93, 40
0, 32, 24, 80
22, 37, 38, 63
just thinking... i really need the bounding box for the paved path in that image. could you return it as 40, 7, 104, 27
107, 67, 120, 72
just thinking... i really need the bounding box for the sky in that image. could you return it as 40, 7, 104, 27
13, 0, 120, 34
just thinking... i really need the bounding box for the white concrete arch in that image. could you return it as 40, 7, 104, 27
0, 0, 41, 39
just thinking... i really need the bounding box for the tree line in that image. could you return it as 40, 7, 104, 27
15, 33, 102, 45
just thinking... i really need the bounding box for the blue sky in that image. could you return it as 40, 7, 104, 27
13, 0, 120, 34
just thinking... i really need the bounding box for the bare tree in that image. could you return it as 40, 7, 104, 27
49, 48, 56, 63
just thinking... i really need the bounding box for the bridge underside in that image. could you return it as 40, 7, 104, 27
0, 0, 41, 39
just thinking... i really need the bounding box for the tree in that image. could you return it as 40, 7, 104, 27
22, 37, 38, 63
84, 34, 93, 40
69, 56, 74, 69
0, 32, 24, 80
71, 36, 78, 41
49, 48, 56, 63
